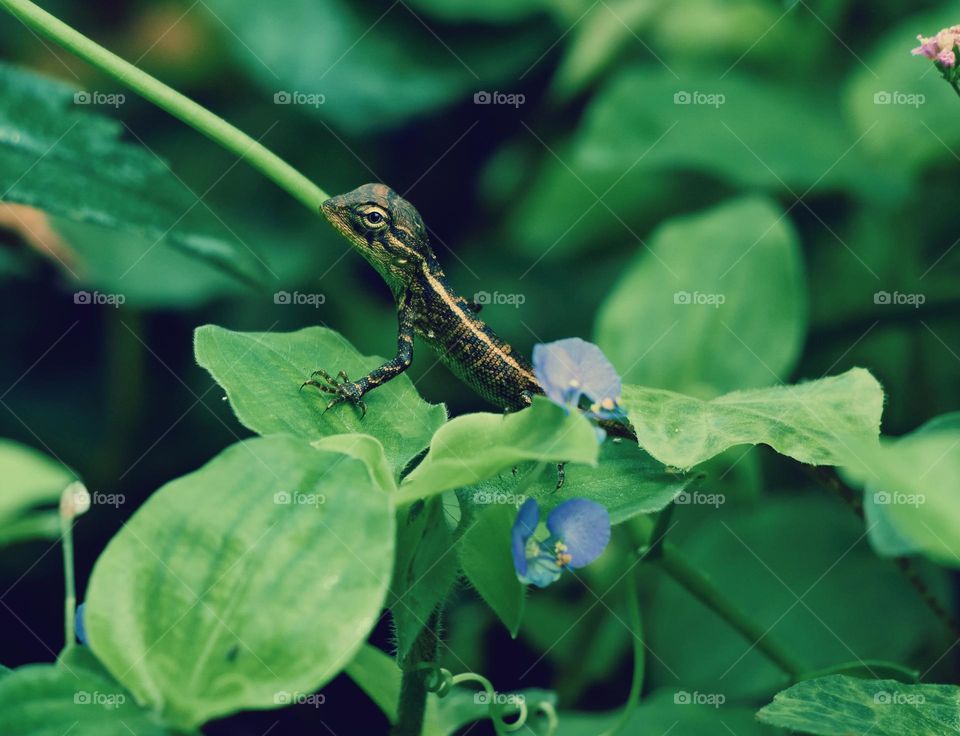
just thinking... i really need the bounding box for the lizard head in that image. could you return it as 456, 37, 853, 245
321, 183, 436, 286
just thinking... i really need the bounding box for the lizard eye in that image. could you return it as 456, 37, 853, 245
363, 210, 385, 227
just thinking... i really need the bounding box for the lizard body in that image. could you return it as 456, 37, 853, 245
306, 183, 633, 443
308, 183, 541, 413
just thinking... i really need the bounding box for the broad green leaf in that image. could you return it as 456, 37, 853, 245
0, 511, 60, 546
53, 217, 242, 310
201, 0, 551, 132
398, 398, 599, 503
0, 663, 172, 736
0, 63, 267, 286
195, 325, 446, 476
458, 502, 526, 636
845, 7, 960, 180
595, 196, 806, 395
0, 438, 75, 523
84, 435, 394, 729
312, 433, 396, 492
465, 442, 696, 525
620, 368, 884, 470
577, 68, 890, 197
558, 688, 771, 735
842, 413, 960, 567
508, 68, 898, 258
758, 675, 960, 735
643, 495, 949, 700
390, 497, 459, 659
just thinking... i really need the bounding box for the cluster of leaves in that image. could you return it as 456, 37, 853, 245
1, 0, 960, 734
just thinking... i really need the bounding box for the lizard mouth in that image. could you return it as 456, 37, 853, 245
320, 199, 352, 238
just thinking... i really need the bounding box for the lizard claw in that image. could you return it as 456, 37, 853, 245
302, 369, 367, 418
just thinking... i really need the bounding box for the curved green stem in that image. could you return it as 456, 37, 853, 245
599, 566, 643, 736
0, 0, 328, 212
656, 540, 804, 679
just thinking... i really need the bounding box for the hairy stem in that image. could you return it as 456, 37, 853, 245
0, 0, 328, 212
393, 611, 440, 736
656, 540, 805, 679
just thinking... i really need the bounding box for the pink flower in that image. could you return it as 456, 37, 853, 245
939, 49, 957, 68
912, 34, 939, 59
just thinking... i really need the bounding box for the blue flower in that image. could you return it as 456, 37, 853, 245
532, 338, 625, 424
511, 498, 611, 588
75, 602, 88, 645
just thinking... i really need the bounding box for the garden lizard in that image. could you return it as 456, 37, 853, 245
303, 183, 633, 441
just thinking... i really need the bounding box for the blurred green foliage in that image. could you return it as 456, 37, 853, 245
1, 0, 959, 733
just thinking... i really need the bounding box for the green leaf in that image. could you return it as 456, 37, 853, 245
508, 68, 898, 258
469, 442, 697, 525
195, 325, 446, 477
458, 502, 526, 636
53, 217, 243, 310
841, 413, 960, 567
398, 397, 599, 503
201, 0, 551, 132
758, 675, 960, 736
0, 511, 61, 546
620, 368, 884, 470
595, 196, 806, 396
312, 433, 396, 492
0, 63, 267, 286
390, 497, 459, 660
0, 438, 75, 523
578, 68, 890, 197
84, 435, 394, 729
0, 663, 172, 736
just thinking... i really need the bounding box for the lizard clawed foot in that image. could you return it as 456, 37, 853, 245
300, 368, 367, 418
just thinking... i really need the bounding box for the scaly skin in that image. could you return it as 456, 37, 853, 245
305, 183, 634, 442
305, 183, 542, 413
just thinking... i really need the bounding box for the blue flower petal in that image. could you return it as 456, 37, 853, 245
75, 602, 88, 645
533, 338, 623, 419
547, 499, 611, 568
511, 498, 540, 577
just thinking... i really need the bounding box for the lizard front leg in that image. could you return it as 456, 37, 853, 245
302, 291, 416, 418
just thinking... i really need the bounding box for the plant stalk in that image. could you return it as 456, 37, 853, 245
656, 540, 805, 679
0, 0, 328, 212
